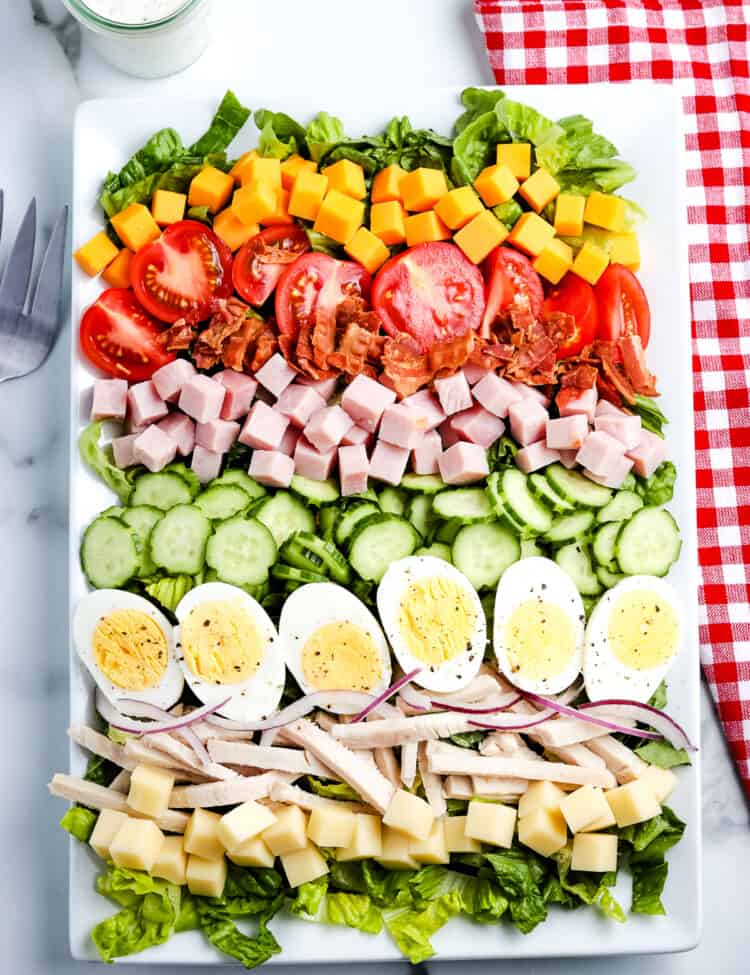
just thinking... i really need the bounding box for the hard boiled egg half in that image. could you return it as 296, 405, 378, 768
174, 582, 284, 722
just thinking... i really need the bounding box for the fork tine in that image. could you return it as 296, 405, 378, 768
29, 205, 69, 328
0, 197, 36, 315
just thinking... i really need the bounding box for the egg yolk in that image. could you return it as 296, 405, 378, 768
607, 590, 679, 670
302, 622, 382, 692
94, 610, 169, 690
504, 600, 576, 681
180, 600, 263, 685
398, 576, 476, 666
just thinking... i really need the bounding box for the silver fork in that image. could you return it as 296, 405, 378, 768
0, 191, 69, 383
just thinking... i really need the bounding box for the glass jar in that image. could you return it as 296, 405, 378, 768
61, 0, 214, 79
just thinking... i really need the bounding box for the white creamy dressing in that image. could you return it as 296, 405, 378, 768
82, 0, 188, 25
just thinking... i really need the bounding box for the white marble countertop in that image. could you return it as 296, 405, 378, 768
1, 1, 748, 972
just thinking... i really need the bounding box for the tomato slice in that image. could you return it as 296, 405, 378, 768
594, 264, 651, 347
275, 253, 371, 339
130, 219, 233, 324
79, 288, 175, 381
480, 246, 544, 335
232, 225, 310, 306
541, 274, 600, 359
371, 242, 485, 351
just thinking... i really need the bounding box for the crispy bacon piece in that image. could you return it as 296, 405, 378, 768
559, 363, 599, 389
429, 330, 475, 377
249, 327, 278, 372
594, 340, 638, 404
328, 322, 376, 376
619, 334, 658, 396
160, 318, 196, 351
381, 333, 432, 399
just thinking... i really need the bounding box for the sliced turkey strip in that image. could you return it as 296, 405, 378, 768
471, 775, 528, 797
401, 742, 418, 788
207, 740, 330, 777
190, 721, 254, 742
169, 771, 295, 808
314, 710, 338, 733
442, 775, 474, 800
122, 738, 207, 783
544, 742, 608, 770
586, 735, 649, 783
373, 747, 401, 788
418, 742, 446, 817
149, 732, 237, 781
507, 699, 633, 747
69, 724, 136, 770
332, 711, 477, 749
109, 770, 131, 793
48, 774, 188, 832
480, 731, 542, 760
269, 780, 372, 814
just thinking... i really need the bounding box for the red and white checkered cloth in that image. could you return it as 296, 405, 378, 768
475, 0, 750, 797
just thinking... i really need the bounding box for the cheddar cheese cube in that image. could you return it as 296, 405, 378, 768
262, 187, 293, 226
554, 193, 586, 237
230, 150, 259, 185
370, 200, 407, 245
74, 231, 120, 277
281, 842, 329, 888
151, 188, 186, 226
127, 764, 175, 819
378, 826, 419, 870
345, 226, 390, 273
111, 203, 161, 252
227, 835, 275, 868
371, 164, 406, 204
465, 801, 517, 849
231, 182, 278, 226
507, 211, 556, 257
605, 779, 661, 828
307, 805, 356, 848
281, 154, 317, 190
454, 209, 508, 264
184, 808, 224, 861
533, 238, 573, 284
404, 210, 451, 247
410, 819, 449, 865
383, 790, 435, 841
519, 167, 560, 213
288, 169, 328, 221
239, 156, 282, 190
313, 189, 365, 244
152, 835, 187, 886
571, 833, 618, 873
323, 159, 367, 200
572, 241, 609, 284
560, 786, 612, 834
638, 764, 677, 804
518, 781, 566, 819
262, 804, 308, 855
110, 818, 164, 873
609, 232, 641, 271
218, 800, 277, 853
102, 248, 133, 288
474, 164, 520, 208
400, 167, 448, 212
518, 807, 568, 857
213, 208, 259, 251
444, 815, 481, 854
188, 166, 235, 214
497, 142, 532, 181
434, 186, 484, 230
186, 853, 227, 898
89, 809, 129, 860
584, 191, 626, 232
337, 814, 382, 861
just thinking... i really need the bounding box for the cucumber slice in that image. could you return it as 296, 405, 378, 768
194, 484, 250, 521
434, 518, 463, 545
555, 542, 602, 596
131, 472, 193, 511
499, 468, 553, 535
487, 473, 527, 534
596, 489, 644, 524
283, 532, 351, 584
81, 517, 139, 588
335, 502, 380, 547
348, 488, 379, 504
205, 516, 277, 586
520, 538, 546, 559
432, 487, 493, 523
279, 537, 326, 573
615, 507, 682, 576
400, 473, 446, 494
163, 462, 201, 499
212, 469, 267, 501
378, 487, 406, 516
544, 510, 595, 545
452, 522, 520, 589
415, 543, 452, 561
406, 494, 434, 539
271, 564, 329, 585
319, 505, 339, 542
150, 505, 211, 575
291, 475, 340, 505
545, 464, 613, 508
121, 505, 163, 578
592, 522, 622, 570
348, 514, 420, 582
254, 491, 315, 545
596, 565, 626, 589
529, 473, 575, 513
101, 505, 125, 519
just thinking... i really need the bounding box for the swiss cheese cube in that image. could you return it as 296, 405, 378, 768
572, 241, 609, 284
186, 853, 227, 898
534, 237, 574, 284
584, 191, 626, 232
400, 167, 448, 212
571, 833, 618, 873
580, 805, 617, 833
213, 208, 259, 251
189, 166, 235, 214
281, 842, 329, 888
559, 786, 612, 834
184, 808, 224, 860
444, 815, 481, 853
101, 248, 133, 288
262, 187, 294, 227
230, 150, 259, 185
507, 212, 556, 257
378, 826, 419, 870
109, 818, 164, 873
323, 159, 367, 200
111, 203, 161, 252
519, 168, 561, 213
262, 804, 308, 855
554, 193, 586, 237
313, 189, 365, 244
281, 154, 317, 190
496, 143, 531, 181
288, 170, 328, 221
383, 790, 435, 841
409, 819, 449, 865
337, 814, 383, 861
434, 186, 484, 230
89, 809, 129, 860
219, 800, 277, 853
371, 164, 406, 203
465, 801, 517, 849
227, 835, 275, 868
127, 764, 175, 819
151, 188, 186, 226
345, 226, 390, 274
370, 200, 407, 245
518, 781, 566, 819
74, 231, 120, 277
404, 211, 451, 247
518, 807, 568, 857
454, 209, 508, 264
240, 156, 282, 190
638, 765, 678, 804
474, 164, 519, 208
307, 805, 356, 848
605, 779, 661, 828
609, 233, 641, 271
152, 835, 187, 886
231, 182, 277, 226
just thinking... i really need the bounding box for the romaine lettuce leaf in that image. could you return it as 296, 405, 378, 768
635, 460, 676, 505
306, 776, 361, 802
79, 421, 134, 502
189, 90, 251, 156
326, 892, 383, 934
451, 109, 505, 186
496, 99, 564, 148
306, 112, 347, 162
619, 806, 686, 915
553, 846, 626, 922
116, 128, 184, 188
630, 862, 668, 915
449, 730, 486, 749
385, 890, 464, 964
454, 87, 506, 134
457, 875, 509, 923
84, 752, 120, 787
631, 395, 669, 438
289, 876, 328, 918
144, 574, 194, 613
494, 199, 523, 229
92, 867, 182, 962
634, 739, 691, 768
254, 110, 307, 160
197, 898, 283, 968
60, 806, 97, 843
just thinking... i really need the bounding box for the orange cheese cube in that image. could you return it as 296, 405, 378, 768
404, 211, 451, 247
313, 189, 365, 244
519, 168, 561, 213
400, 167, 448, 212
239, 156, 282, 190
454, 209, 508, 264
434, 186, 484, 230
323, 159, 366, 200
572, 241, 610, 284
370, 201, 407, 245
230, 151, 259, 185
474, 165, 519, 208
151, 189, 186, 227
507, 212, 556, 257
74, 231, 120, 277
371, 164, 406, 204
213, 209, 259, 251
231, 182, 277, 226
554, 194, 586, 237
288, 170, 329, 221
533, 238, 574, 284
609, 233, 641, 271
345, 227, 390, 274
188, 166, 235, 215
584, 192, 627, 232
101, 248, 133, 288
111, 204, 161, 253
281, 155, 317, 191
496, 143, 532, 181
261, 188, 294, 227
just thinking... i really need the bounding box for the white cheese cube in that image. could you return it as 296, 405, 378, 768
307, 805, 356, 848
517, 781, 566, 819
639, 765, 678, 803
571, 833, 618, 873
219, 800, 277, 853
227, 835, 275, 869
186, 853, 227, 897
382, 789, 435, 841
337, 814, 383, 861
184, 808, 224, 860
89, 809, 129, 860
281, 842, 329, 888
580, 805, 617, 833
465, 801, 517, 849
262, 804, 308, 855
152, 835, 187, 885
127, 764, 175, 819
518, 807, 567, 857
410, 819, 449, 865
378, 826, 419, 870
606, 779, 661, 828
444, 815, 481, 854
109, 817, 164, 872
560, 786, 611, 834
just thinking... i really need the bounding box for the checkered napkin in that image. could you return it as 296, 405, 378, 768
474, 0, 750, 797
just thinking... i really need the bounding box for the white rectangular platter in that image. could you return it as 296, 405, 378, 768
69, 84, 701, 963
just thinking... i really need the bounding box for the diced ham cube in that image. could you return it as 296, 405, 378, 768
293, 436, 336, 481
462, 364, 491, 386
584, 454, 634, 488
434, 371, 472, 416
511, 381, 551, 408
594, 413, 642, 450
305, 405, 353, 453
133, 425, 178, 473
342, 425, 372, 447
128, 381, 169, 427
276, 385, 327, 428
191, 444, 223, 483
178, 375, 225, 423
473, 373, 523, 418
151, 359, 196, 403
546, 414, 590, 450
412, 430, 442, 475
508, 398, 548, 447
341, 375, 396, 433
558, 449, 579, 469
196, 419, 240, 454
125, 416, 148, 435
249, 450, 294, 488
379, 403, 427, 449
626, 430, 668, 479
558, 386, 598, 423
216, 369, 258, 421
439, 417, 461, 448
595, 399, 623, 418
157, 413, 195, 456
278, 425, 301, 457
255, 353, 296, 398
297, 375, 339, 400
439, 442, 489, 485
515, 441, 561, 474
575, 430, 627, 477
369, 441, 409, 485
111, 434, 139, 469
339, 444, 369, 496
91, 379, 128, 421
451, 404, 505, 449
239, 401, 289, 450
402, 389, 446, 432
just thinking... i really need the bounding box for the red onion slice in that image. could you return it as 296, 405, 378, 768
468, 707, 556, 731
97, 690, 230, 735
398, 685, 431, 713
522, 691, 663, 743
205, 689, 376, 733
434, 692, 522, 715
579, 700, 697, 752
173, 726, 213, 769
352, 669, 423, 723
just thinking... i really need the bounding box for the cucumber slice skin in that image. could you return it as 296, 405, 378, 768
254, 491, 315, 546
400, 473, 446, 494
596, 489, 644, 524
555, 542, 602, 596
279, 539, 326, 574
544, 510, 596, 545
131, 472, 193, 511
520, 538, 546, 559
452, 522, 520, 590
150, 505, 212, 575
335, 502, 380, 547
432, 488, 493, 523
319, 505, 339, 542
529, 473, 575, 513
487, 473, 528, 535
500, 468, 553, 535
596, 565, 626, 588
415, 543, 453, 561
378, 487, 406, 517
81, 517, 139, 589
205, 516, 277, 586
284, 532, 351, 584
406, 494, 434, 539
194, 485, 250, 521
163, 462, 201, 499
212, 469, 267, 501
545, 463, 613, 508
615, 507, 682, 576
434, 518, 463, 545
271, 564, 329, 585
592, 521, 622, 570
348, 514, 420, 582
290, 475, 340, 505
121, 505, 163, 578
